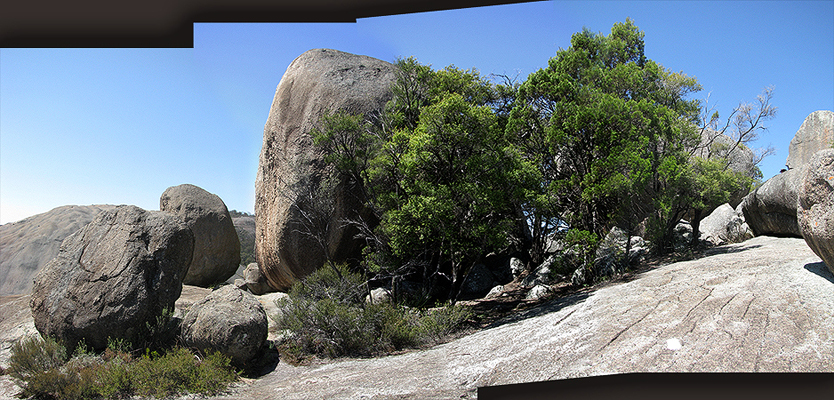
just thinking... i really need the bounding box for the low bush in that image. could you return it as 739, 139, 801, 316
7, 335, 238, 400
274, 264, 472, 360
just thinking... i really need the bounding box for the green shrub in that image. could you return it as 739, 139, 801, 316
7, 335, 237, 400
275, 265, 473, 359
8, 335, 66, 381
416, 303, 473, 343
289, 263, 367, 303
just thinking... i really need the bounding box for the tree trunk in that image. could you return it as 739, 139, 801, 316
690, 209, 703, 248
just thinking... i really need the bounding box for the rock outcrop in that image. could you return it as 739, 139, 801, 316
786, 110, 834, 170
5, 236, 833, 399
0, 205, 115, 296
180, 285, 268, 367
160, 184, 240, 287
699, 203, 754, 245
29, 205, 194, 352
740, 168, 803, 237
798, 149, 834, 273
210, 236, 832, 399
255, 48, 397, 291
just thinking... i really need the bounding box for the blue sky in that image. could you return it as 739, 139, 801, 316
1, 1, 832, 224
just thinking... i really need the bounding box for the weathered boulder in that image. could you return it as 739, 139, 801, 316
160, 184, 240, 287
699, 203, 754, 245
740, 169, 803, 237
596, 227, 630, 259
0, 205, 115, 296
244, 262, 274, 295
255, 48, 397, 291
786, 110, 834, 170
180, 285, 268, 367
798, 149, 834, 273
29, 205, 194, 352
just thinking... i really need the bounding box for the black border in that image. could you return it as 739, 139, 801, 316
3, 1, 832, 399
479, 373, 834, 400
1, 0, 536, 48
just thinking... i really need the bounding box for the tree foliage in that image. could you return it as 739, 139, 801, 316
309, 19, 775, 298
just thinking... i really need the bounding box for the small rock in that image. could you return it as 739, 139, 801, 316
525, 284, 552, 301
180, 285, 268, 367
571, 266, 588, 287
509, 257, 525, 279
244, 263, 274, 295
700, 203, 754, 245
521, 256, 555, 288
366, 287, 392, 304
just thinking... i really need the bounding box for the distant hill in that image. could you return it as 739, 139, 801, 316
0, 205, 116, 296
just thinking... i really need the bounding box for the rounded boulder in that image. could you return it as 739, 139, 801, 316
180, 285, 268, 367
160, 184, 241, 287
29, 205, 194, 352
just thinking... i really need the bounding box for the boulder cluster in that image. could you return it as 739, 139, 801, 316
25, 184, 267, 366
740, 110, 834, 274
5, 48, 832, 374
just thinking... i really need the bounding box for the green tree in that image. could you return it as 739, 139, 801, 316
508, 19, 702, 264
313, 60, 536, 303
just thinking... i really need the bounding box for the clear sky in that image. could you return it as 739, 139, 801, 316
1, 1, 832, 225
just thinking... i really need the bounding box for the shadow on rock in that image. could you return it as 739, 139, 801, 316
804, 261, 834, 284
703, 243, 764, 257
484, 291, 590, 330
244, 343, 282, 378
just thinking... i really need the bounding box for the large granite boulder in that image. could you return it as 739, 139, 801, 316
179, 285, 268, 367
160, 184, 240, 287
0, 205, 115, 296
740, 169, 803, 237
29, 205, 194, 352
797, 149, 834, 273
786, 110, 834, 170
255, 48, 397, 291
699, 203, 753, 245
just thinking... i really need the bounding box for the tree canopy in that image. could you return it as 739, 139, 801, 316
310, 19, 774, 301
